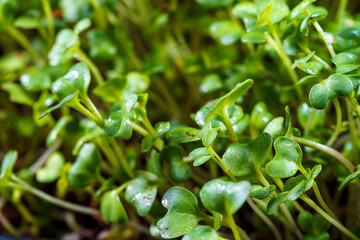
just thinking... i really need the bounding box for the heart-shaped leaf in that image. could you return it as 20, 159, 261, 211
101, 190, 128, 225
0, 150, 18, 181
104, 94, 138, 139
263, 117, 284, 138
189, 147, 213, 167
48, 29, 78, 66
200, 178, 251, 215
296, 61, 324, 75
182, 226, 227, 240
67, 143, 102, 188
222, 133, 272, 177
325, 74, 353, 97
157, 187, 203, 239
52, 63, 91, 100
125, 177, 157, 216
266, 137, 303, 178
36, 152, 65, 183
297, 103, 325, 130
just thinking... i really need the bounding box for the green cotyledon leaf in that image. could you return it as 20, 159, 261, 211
266, 137, 303, 178
200, 178, 251, 215
195, 80, 253, 127
125, 177, 157, 216
182, 226, 228, 240
51, 63, 91, 101
101, 190, 128, 225
157, 187, 204, 239
0, 150, 18, 182
67, 143, 102, 188
222, 133, 272, 177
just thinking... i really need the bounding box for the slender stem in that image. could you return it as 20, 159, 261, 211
0, 18, 43, 65
95, 137, 120, 172
301, 195, 360, 240
89, 0, 107, 29
348, 98, 360, 163
226, 214, 241, 240
267, 24, 303, 100
208, 146, 237, 182
71, 101, 104, 127
0, 210, 19, 236
29, 139, 62, 174
302, 46, 332, 71
293, 136, 354, 172
327, 98, 342, 146
221, 108, 238, 142
41, 0, 54, 45
115, 180, 135, 194
246, 198, 282, 240
10, 175, 99, 216
73, 48, 105, 85
108, 137, 135, 178
312, 21, 336, 58
82, 96, 104, 125
132, 122, 150, 137
336, 0, 348, 27
256, 170, 302, 239
299, 167, 337, 219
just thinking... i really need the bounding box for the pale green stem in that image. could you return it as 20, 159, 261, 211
71, 101, 104, 127
221, 108, 238, 142
73, 48, 105, 85
256, 169, 302, 239
131, 122, 164, 151
301, 195, 360, 240
293, 136, 354, 172
336, 0, 348, 27
312, 21, 336, 58
115, 180, 135, 194
89, 0, 107, 29
208, 146, 237, 182
347, 98, 359, 163
95, 137, 120, 172
108, 137, 135, 178
0, 17, 42, 64
41, 0, 54, 45
327, 98, 342, 146
82, 96, 104, 125
29, 139, 62, 174
10, 175, 99, 216
226, 213, 241, 240
299, 167, 337, 219
302, 46, 332, 71
266, 34, 303, 100
246, 198, 282, 240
